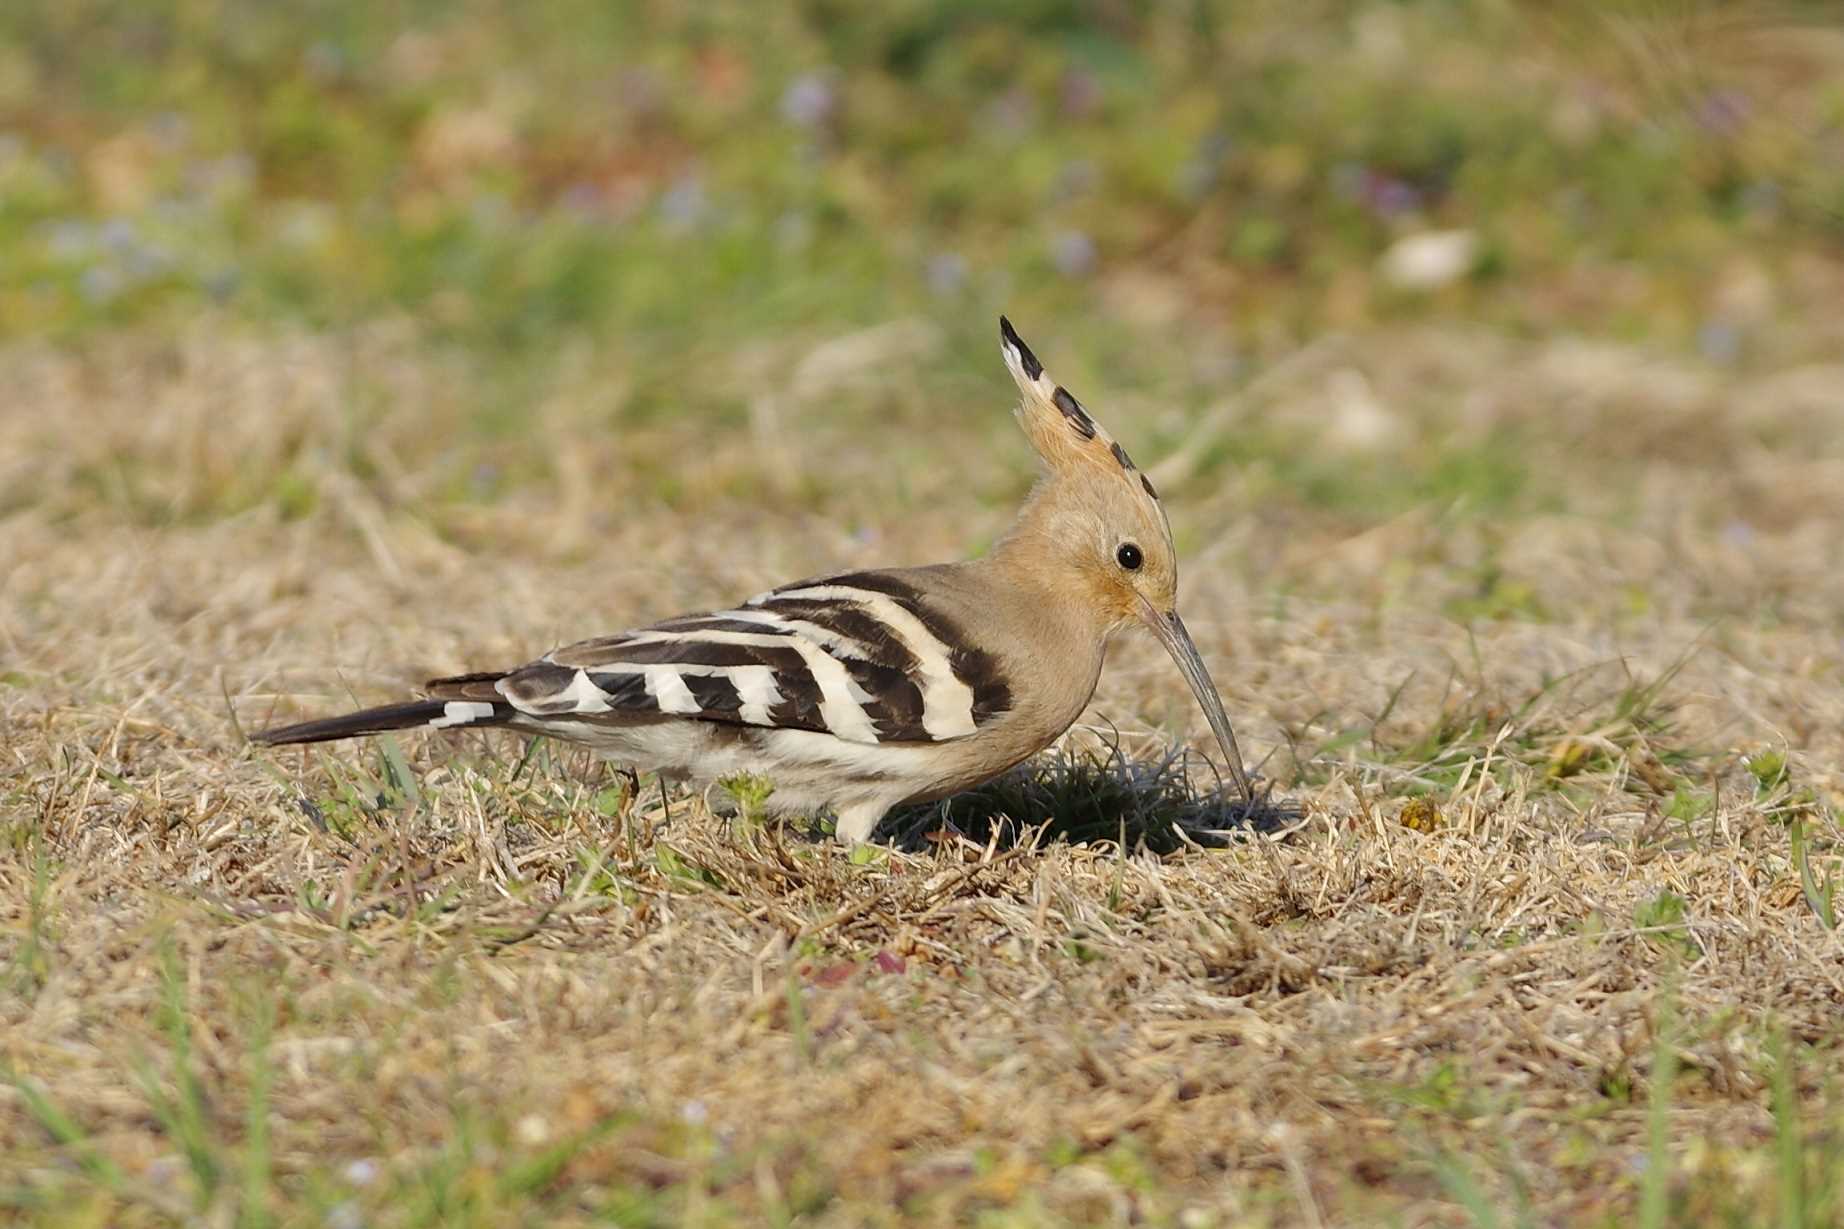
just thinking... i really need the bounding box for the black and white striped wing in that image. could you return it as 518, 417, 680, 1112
487, 571, 1012, 745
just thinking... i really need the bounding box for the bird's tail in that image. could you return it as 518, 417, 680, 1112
252, 672, 512, 746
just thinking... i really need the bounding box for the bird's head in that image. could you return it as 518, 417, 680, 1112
995, 316, 1252, 798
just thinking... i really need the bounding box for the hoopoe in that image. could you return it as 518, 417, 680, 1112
254, 318, 1254, 843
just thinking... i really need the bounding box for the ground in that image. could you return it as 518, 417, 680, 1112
4, 3, 1844, 1226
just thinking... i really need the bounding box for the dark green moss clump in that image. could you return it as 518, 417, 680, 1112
882, 743, 1299, 853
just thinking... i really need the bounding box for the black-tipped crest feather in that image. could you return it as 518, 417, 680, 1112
999, 316, 1043, 380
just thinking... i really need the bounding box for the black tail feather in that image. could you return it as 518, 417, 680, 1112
252, 699, 507, 746
426, 670, 510, 693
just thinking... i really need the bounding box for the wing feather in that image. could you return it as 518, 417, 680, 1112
487, 573, 1011, 744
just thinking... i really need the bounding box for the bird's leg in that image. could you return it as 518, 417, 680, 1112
832, 802, 887, 845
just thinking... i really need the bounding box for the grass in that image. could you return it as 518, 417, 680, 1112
5, 381, 1843, 1224
4, 0, 1844, 1224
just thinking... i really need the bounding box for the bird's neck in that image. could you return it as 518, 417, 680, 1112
974, 488, 1118, 693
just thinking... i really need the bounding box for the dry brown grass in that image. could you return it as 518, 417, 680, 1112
3, 321, 1843, 1226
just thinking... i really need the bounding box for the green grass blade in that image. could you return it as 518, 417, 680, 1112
1638, 989, 1678, 1229
240, 990, 275, 1229
1770, 1029, 1804, 1229
1790, 818, 1837, 931
155, 943, 222, 1204
3, 1065, 130, 1193
1430, 1152, 1502, 1229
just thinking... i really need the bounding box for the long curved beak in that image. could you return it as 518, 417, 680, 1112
1137, 598, 1255, 800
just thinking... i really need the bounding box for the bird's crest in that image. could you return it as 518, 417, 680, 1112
998, 316, 1160, 505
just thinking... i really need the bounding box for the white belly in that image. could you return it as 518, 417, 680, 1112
516, 716, 966, 822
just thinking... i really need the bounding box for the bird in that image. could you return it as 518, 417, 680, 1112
253, 317, 1255, 843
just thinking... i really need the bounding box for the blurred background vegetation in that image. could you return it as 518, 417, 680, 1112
4, 0, 1842, 531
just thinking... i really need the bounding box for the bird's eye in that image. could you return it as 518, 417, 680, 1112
1116, 542, 1143, 571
